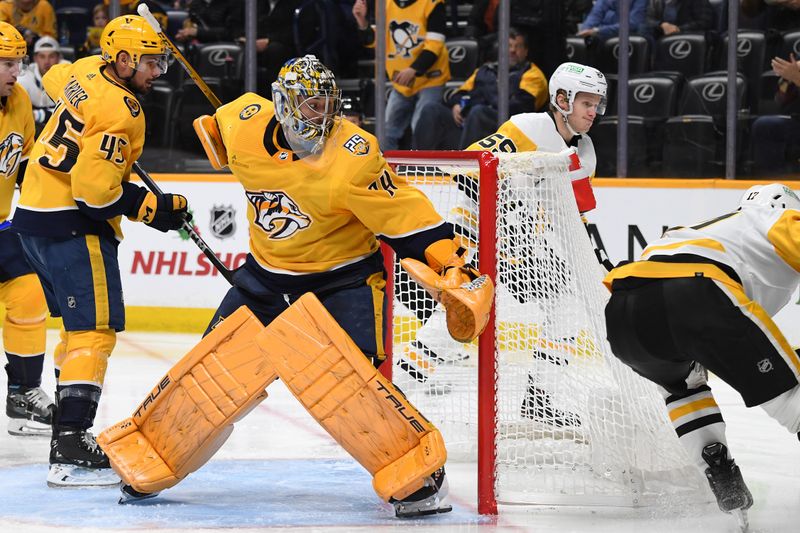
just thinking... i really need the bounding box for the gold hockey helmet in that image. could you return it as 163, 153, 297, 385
0, 22, 27, 59
100, 14, 165, 70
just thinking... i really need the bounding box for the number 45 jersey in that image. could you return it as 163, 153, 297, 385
14, 56, 146, 240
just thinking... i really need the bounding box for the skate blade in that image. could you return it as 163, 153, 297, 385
7, 418, 51, 437
733, 508, 750, 533
119, 485, 160, 504
395, 503, 453, 518
47, 463, 120, 488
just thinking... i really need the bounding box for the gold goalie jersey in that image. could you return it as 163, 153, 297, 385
14, 55, 145, 240
467, 111, 598, 213
0, 84, 34, 224
214, 93, 446, 274
605, 206, 800, 317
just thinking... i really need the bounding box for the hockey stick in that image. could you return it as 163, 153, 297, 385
132, 161, 234, 284
137, 3, 222, 108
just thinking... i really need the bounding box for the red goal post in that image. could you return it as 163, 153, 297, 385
383, 150, 499, 514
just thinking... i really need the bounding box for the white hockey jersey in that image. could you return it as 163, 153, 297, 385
605, 206, 800, 316
468, 111, 597, 212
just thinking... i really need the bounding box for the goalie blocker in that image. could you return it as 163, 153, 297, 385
97, 294, 451, 516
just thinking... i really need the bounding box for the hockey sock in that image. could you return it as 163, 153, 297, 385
5, 356, 44, 388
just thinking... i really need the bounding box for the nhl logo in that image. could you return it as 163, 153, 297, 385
210, 205, 236, 239
757, 358, 773, 374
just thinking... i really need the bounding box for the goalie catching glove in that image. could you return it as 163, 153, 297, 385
129, 188, 191, 232
400, 238, 494, 343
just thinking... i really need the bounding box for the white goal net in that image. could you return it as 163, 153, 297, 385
383, 150, 708, 512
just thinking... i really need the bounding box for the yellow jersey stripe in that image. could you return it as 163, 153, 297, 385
85, 235, 110, 329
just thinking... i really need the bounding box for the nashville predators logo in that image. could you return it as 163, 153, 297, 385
389, 21, 422, 58
246, 190, 311, 239
0, 132, 24, 178
343, 134, 369, 156
123, 96, 141, 118
240, 104, 261, 120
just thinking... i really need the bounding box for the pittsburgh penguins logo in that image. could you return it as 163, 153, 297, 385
123, 96, 141, 118
240, 104, 261, 120
246, 190, 311, 239
0, 132, 24, 178
389, 21, 422, 58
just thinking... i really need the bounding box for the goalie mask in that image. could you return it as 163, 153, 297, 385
549, 62, 607, 135
739, 183, 800, 211
271, 55, 342, 155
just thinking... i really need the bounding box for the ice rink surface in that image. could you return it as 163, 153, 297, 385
1, 330, 798, 533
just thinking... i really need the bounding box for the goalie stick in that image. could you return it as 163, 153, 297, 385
132, 162, 234, 284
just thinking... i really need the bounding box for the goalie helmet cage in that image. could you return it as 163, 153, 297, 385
381, 150, 708, 515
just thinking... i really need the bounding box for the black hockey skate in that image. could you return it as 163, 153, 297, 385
390, 467, 452, 518
702, 442, 753, 513
520, 382, 581, 428
47, 426, 119, 488
6, 385, 54, 436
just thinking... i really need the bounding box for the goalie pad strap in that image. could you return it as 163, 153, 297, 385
193, 115, 228, 170
98, 306, 277, 494
255, 292, 447, 501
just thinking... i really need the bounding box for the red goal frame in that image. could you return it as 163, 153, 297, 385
382, 150, 500, 514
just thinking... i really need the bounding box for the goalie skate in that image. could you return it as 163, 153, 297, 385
390, 467, 452, 518
119, 484, 159, 504
6, 386, 54, 437
47, 463, 120, 488
48, 427, 119, 488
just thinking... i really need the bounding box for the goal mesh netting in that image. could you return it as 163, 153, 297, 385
383, 151, 708, 513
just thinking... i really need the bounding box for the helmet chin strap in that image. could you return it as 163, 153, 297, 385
558, 109, 581, 138
112, 61, 135, 85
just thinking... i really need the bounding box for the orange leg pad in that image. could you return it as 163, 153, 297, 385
97, 306, 277, 494
254, 292, 447, 502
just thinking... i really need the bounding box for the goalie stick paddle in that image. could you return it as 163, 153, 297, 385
132, 161, 234, 284
137, 3, 222, 108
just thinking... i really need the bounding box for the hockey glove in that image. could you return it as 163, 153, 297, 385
130, 190, 191, 232
400, 238, 494, 343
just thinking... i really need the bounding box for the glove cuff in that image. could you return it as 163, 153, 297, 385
129, 190, 158, 223
424, 238, 466, 273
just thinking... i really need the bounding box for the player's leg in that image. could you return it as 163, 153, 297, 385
606, 276, 755, 514
98, 305, 276, 502
21, 234, 123, 487
257, 291, 451, 517
1, 273, 53, 436
0, 230, 53, 436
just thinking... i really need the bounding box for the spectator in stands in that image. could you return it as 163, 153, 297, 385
645, 0, 716, 41
79, 4, 108, 57
0, 0, 56, 46
229, 0, 302, 98
174, 0, 234, 44
577, 0, 648, 42
353, 0, 450, 150
413, 27, 547, 150
465, 1, 585, 78
18, 35, 68, 136
751, 52, 800, 175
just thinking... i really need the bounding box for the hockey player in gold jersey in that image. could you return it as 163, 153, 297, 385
12, 14, 189, 487
105, 54, 492, 516
0, 21, 54, 437
604, 183, 800, 522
